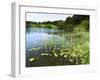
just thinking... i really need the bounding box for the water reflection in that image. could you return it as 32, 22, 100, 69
26, 28, 64, 54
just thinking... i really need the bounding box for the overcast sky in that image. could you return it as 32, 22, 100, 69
26, 13, 73, 22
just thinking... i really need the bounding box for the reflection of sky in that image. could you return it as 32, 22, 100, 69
26, 13, 73, 22
26, 32, 47, 49
26, 28, 64, 49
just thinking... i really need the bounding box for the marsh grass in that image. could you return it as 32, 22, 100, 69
26, 32, 89, 67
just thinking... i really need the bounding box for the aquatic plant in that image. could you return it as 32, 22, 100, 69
26, 32, 89, 67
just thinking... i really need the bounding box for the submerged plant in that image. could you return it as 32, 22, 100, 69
28, 47, 40, 51
29, 57, 35, 62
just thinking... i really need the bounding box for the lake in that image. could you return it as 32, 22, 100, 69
26, 28, 65, 56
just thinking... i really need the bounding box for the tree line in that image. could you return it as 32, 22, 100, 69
26, 15, 89, 32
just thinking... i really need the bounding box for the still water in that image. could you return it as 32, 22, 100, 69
26, 28, 64, 51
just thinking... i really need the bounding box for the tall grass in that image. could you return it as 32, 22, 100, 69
26, 32, 89, 67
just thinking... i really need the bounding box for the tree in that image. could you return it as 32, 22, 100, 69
56, 20, 65, 29
72, 15, 89, 26
64, 17, 74, 32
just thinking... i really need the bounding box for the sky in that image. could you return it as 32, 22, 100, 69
26, 13, 73, 22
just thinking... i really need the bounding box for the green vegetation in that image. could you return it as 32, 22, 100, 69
26, 15, 89, 32
26, 15, 90, 67
26, 32, 89, 67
